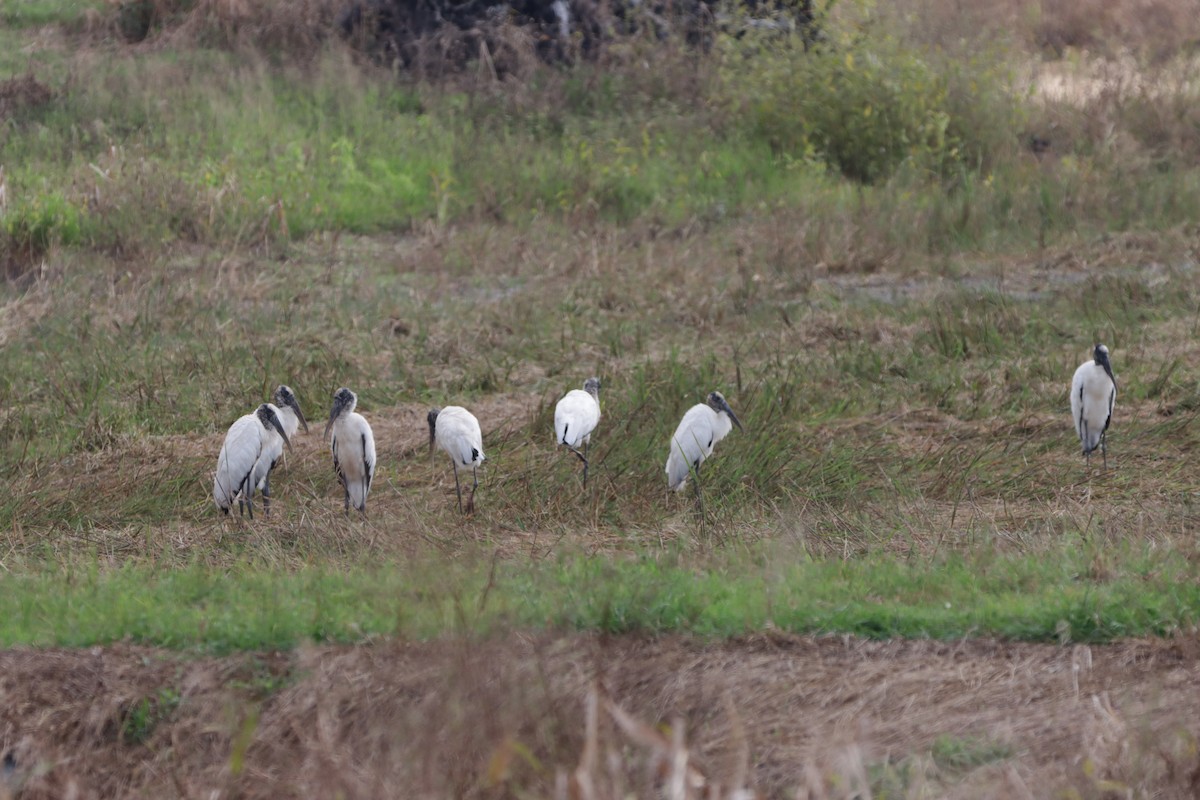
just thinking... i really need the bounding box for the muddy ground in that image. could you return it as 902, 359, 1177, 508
0, 634, 1197, 798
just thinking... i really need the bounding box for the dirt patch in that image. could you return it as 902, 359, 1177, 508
0, 74, 53, 122
0, 635, 1197, 798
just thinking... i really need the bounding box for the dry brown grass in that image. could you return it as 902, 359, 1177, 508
106, 0, 337, 51
2, 217, 1198, 566
0, 74, 53, 122
873, 0, 1200, 61
102, 0, 1200, 65
1, 635, 1199, 798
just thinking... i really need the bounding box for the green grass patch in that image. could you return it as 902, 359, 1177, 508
1, 546, 1194, 651
0, 0, 101, 28
930, 733, 1014, 773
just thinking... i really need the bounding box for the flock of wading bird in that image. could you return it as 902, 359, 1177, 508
213, 378, 743, 517
212, 344, 1117, 518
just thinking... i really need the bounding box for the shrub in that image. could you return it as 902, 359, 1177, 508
1, 192, 87, 272
721, 3, 1020, 183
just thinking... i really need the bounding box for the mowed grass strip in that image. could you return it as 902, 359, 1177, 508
1, 546, 1193, 651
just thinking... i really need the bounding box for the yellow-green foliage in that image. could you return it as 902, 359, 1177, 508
1, 192, 87, 258
723, 2, 1020, 182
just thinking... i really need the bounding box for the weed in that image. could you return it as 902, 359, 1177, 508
119, 686, 181, 745
930, 733, 1013, 772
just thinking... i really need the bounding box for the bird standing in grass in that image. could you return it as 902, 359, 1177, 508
251, 385, 309, 517
1070, 343, 1117, 468
554, 377, 601, 486
666, 391, 744, 503
326, 387, 376, 514
428, 405, 485, 513
214, 403, 292, 518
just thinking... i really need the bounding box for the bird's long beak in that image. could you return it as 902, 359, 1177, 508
290, 397, 310, 434
324, 399, 344, 440
722, 399, 745, 432
1098, 355, 1116, 389
269, 412, 292, 451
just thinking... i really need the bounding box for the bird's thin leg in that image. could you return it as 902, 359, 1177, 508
467, 466, 478, 514
343, 480, 350, 515
565, 444, 589, 485
1101, 431, 1108, 470
242, 477, 254, 520
1083, 420, 1090, 466
263, 475, 271, 518
691, 464, 705, 520
583, 440, 589, 488
453, 462, 463, 514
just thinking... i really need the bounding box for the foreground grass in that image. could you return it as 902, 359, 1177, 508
2, 545, 1193, 651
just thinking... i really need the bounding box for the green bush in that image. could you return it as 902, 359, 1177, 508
722, 5, 1019, 183
1, 192, 87, 257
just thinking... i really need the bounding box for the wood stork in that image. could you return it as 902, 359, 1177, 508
250, 385, 309, 516
325, 387, 376, 514
1070, 343, 1117, 468
213, 403, 291, 519
554, 377, 600, 486
665, 391, 744, 500
428, 406, 485, 513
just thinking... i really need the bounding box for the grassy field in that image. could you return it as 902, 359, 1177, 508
2, 0, 1200, 650
3, 1, 1200, 793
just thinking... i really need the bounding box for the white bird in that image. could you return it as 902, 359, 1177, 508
1070, 343, 1117, 468
554, 377, 601, 486
325, 387, 376, 514
214, 403, 292, 518
250, 385, 309, 516
428, 405, 485, 513
665, 391, 744, 498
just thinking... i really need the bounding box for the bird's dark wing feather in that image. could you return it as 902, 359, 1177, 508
332, 437, 347, 486
362, 433, 373, 493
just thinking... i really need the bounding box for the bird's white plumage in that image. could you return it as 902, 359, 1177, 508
214, 415, 263, 511
666, 403, 734, 491
275, 403, 303, 440
554, 389, 600, 448
1070, 358, 1116, 456
331, 411, 376, 512
434, 406, 485, 467
214, 408, 286, 512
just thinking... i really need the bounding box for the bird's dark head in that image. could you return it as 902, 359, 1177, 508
325, 387, 357, 439
706, 390, 744, 432
274, 384, 309, 433
1093, 344, 1116, 386
256, 403, 292, 451
427, 408, 440, 453
584, 377, 601, 399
